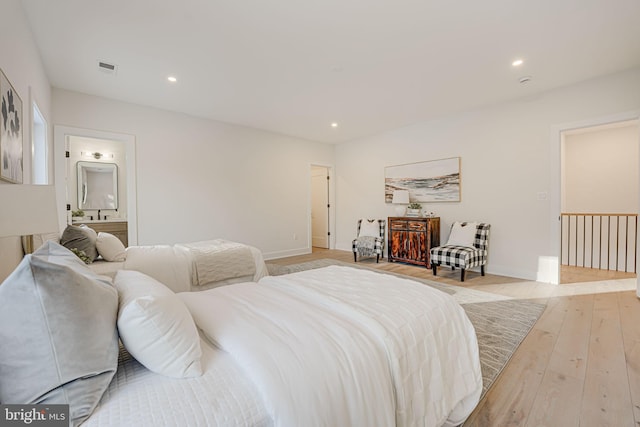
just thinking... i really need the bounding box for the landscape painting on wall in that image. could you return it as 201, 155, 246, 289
0, 68, 23, 183
385, 157, 460, 203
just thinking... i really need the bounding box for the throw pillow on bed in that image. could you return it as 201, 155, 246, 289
0, 241, 119, 427
60, 224, 99, 261
96, 232, 126, 262
114, 270, 203, 378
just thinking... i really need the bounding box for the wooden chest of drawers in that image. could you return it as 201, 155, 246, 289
388, 217, 440, 268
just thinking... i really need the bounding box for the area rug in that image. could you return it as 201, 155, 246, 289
267, 259, 546, 398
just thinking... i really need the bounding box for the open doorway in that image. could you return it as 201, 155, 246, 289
54, 126, 138, 246
311, 165, 330, 249
559, 119, 639, 284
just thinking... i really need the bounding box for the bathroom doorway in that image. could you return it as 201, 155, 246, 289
54, 126, 138, 246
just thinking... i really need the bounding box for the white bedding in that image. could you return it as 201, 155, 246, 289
180, 265, 482, 427
85, 265, 481, 427
84, 339, 272, 427
177, 240, 257, 285
88, 240, 268, 292
88, 259, 124, 278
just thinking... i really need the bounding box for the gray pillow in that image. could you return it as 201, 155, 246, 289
60, 224, 99, 261
0, 241, 119, 426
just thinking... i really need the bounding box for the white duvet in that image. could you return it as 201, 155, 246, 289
84, 339, 272, 427
179, 265, 482, 427
88, 240, 269, 291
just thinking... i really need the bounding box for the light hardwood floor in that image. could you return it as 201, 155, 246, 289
268, 248, 640, 427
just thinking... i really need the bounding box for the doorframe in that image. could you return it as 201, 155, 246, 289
550, 109, 640, 288
54, 125, 138, 246
308, 163, 335, 251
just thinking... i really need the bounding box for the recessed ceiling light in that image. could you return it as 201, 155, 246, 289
512, 59, 524, 67
331, 122, 338, 128
167, 76, 177, 82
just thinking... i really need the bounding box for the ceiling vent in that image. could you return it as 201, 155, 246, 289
98, 60, 117, 75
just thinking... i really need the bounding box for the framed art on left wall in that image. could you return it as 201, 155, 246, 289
0, 68, 23, 183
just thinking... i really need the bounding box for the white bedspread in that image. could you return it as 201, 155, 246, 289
177, 239, 256, 285
123, 240, 268, 292
84, 339, 272, 427
180, 265, 482, 427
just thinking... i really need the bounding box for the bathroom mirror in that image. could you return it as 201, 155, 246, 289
77, 161, 118, 210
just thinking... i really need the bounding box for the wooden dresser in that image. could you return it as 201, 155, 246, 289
76, 221, 128, 247
388, 217, 440, 268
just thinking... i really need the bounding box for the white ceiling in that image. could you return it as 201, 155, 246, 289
21, 0, 640, 143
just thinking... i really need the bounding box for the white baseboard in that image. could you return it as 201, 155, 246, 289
263, 247, 311, 260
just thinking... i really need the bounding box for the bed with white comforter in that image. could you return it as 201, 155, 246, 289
87, 265, 482, 427
89, 239, 268, 291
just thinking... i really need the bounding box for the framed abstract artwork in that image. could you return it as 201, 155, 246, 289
385, 157, 460, 203
0, 68, 23, 183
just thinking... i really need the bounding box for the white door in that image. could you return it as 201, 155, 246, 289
311, 166, 329, 248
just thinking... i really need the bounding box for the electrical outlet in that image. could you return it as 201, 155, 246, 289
537, 192, 548, 200
293, 233, 298, 240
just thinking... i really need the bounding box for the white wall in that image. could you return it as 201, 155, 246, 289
0, 0, 52, 184
563, 122, 638, 213
0, 0, 52, 281
335, 68, 640, 281
52, 89, 335, 259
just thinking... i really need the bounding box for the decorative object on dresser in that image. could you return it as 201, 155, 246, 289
352, 219, 386, 263
406, 202, 422, 217
390, 189, 410, 216
75, 220, 128, 247
388, 216, 440, 268
71, 209, 85, 220
384, 157, 461, 203
430, 222, 491, 282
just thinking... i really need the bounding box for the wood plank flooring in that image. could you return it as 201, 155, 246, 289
561, 264, 636, 284
268, 248, 640, 427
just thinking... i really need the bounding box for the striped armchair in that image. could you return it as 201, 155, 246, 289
430, 222, 491, 282
352, 219, 386, 263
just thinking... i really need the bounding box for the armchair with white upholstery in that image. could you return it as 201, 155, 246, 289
430, 222, 491, 282
352, 219, 386, 263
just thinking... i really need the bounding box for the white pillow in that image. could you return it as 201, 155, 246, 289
96, 232, 127, 262
358, 219, 380, 238
114, 270, 203, 378
446, 222, 478, 248
123, 245, 192, 293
